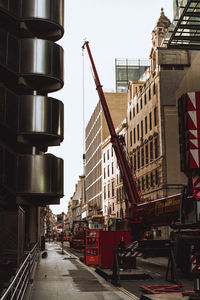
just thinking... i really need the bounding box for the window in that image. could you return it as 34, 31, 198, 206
144, 93, 147, 104
111, 147, 113, 157
104, 186, 106, 199
146, 174, 149, 189
137, 151, 140, 169
149, 112, 152, 131
141, 147, 144, 167
142, 177, 145, 190
130, 130, 132, 146
133, 128, 136, 144
145, 144, 149, 164
136, 103, 139, 113
112, 181, 115, 197
112, 203, 114, 212
141, 120, 143, 138
150, 172, 154, 187
107, 183, 110, 198
155, 169, 159, 185
133, 107, 135, 117
140, 98, 143, 110
107, 150, 109, 160
150, 141, 153, 161
154, 107, 157, 126
130, 110, 132, 120
137, 124, 140, 141
134, 154, 136, 170
155, 138, 158, 159
153, 82, 156, 95
111, 162, 114, 174
104, 168, 106, 179
117, 174, 118, 184
149, 87, 151, 100
103, 153, 106, 163
145, 116, 147, 134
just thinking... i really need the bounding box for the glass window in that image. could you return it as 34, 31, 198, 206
104, 168, 106, 179
140, 98, 143, 110
104, 186, 106, 199
149, 112, 152, 131
150, 172, 154, 187
146, 174, 149, 189
141, 147, 144, 167
112, 162, 114, 174
107, 165, 110, 177
142, 177, 145, 190
108, 183, 110, 198
130, 110, 132, 120
111, 147, 113, 157
145, 144, 148, 165
112, 203, 114, 211
103, 153, 106, 163
133, 107, 135, 117
150, 141, 153, 161
112, 181, 115, 197
155, 169, 159, 185
153, 82, 156, 95
141, 120, 143, 138
130, 130, 132, 146
137, 124, 140, 141
137, 151, 140, 169
154, 107, 157, 126
137, 103, 139, 114
133, 128, 136, 144
144, 93, 147, 105
155, 138, 158, 159
107, 150, 109, 160
149, 87, 151, 100
145, 116, 148, 134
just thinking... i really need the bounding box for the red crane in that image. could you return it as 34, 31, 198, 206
82, 41, 141, 222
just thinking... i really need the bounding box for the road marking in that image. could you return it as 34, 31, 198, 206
118, 287, 139, 300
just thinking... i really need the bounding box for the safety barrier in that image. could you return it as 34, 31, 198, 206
0, 243, 39, 300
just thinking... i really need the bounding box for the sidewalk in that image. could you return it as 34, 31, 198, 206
25, 242, 138, 300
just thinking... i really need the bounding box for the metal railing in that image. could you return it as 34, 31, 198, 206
0, 243, 39, 300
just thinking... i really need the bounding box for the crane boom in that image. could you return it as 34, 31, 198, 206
82, 41, 141, 219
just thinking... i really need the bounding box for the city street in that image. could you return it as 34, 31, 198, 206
61, 242, 194, 299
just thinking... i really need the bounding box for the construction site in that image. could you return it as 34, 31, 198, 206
1, 0, 200, 300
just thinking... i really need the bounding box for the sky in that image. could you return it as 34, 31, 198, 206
49, 0, 174, 214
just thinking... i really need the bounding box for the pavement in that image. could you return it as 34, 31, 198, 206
25, 242, 138, 300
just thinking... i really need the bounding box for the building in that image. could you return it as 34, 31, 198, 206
0, 1, 64, 292
68, 175, 86, 233
85, 93, 127, 228
115, 58, 150, 93
102, 119, 127, 229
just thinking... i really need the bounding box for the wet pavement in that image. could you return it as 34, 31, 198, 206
25, 243, 137, 300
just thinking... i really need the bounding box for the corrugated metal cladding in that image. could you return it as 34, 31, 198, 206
0, 0, 64, 204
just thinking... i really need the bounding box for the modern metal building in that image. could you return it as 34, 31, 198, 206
115, 58, 150, 93
0, 0, 64, 293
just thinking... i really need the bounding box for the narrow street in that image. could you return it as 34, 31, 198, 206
61, 242, 194, 299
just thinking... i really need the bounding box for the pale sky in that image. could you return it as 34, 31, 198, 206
49, 0, 174, 214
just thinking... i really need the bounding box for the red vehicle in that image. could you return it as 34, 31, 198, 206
71, 220, 88, 250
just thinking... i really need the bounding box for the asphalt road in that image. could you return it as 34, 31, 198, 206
60, 242, 194, 299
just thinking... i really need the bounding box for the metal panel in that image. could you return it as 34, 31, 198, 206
19, 95, 51, 134
17, 154, 63, 196
18, 95, 64, 142
20, 39, 64, 91
21, 0, 64, 27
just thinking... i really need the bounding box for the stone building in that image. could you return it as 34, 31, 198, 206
85, 93, 127, 227
67, 175, 86, 232
102, 120, 127, 229
127, 9, 188, 207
